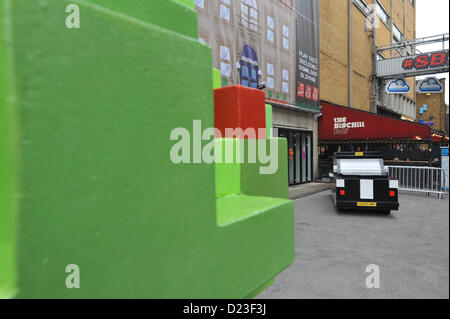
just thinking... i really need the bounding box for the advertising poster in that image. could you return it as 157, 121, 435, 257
195, 0, 320, 111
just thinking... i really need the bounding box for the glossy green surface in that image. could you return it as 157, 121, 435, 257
1, 0, 294, 298
0, 0, 17, 299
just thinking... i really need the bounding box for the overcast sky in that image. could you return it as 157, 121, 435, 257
416, 0, 449, 104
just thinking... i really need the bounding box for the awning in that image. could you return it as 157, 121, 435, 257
319, 101, 431, 142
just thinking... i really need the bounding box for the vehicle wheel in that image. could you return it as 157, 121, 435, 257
382, 210, 391, 215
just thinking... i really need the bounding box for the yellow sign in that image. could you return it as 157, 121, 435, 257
357, 202, 377, 207
355, 152, 364, 157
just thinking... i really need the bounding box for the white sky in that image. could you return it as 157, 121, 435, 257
416, 0, 449, 104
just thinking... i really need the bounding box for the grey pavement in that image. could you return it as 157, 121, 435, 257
257, 191, 449, 299
288, 182, 331, 200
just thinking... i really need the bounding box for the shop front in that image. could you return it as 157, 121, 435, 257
318, 101, 433, 177
278, 128, 313, 186
272, 106, 318, 186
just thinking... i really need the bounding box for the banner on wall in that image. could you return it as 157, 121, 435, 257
195, 0, 320, 111
376, 50, 449, 78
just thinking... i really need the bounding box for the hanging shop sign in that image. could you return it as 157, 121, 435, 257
417, 77, 444, 93
386, 78, 411, 94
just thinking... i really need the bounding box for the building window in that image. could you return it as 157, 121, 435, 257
219, 0, 231, 22
267, 63, 275, 89
282, 25, 290, 50
220, 45, 232, 77
354, 0, 371, 16
195, 0, 205, 9
240, 0, 259, 31
267, 15, 275, 43
282, 69, 289, 93
393, 23, 403, 42
376, 1, 390, 26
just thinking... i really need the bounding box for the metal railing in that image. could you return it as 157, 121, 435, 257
387, 166, 449, 199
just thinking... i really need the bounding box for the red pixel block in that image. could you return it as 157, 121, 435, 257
214, 85, 266, 139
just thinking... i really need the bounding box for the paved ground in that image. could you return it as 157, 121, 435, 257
257, 191, 449, 299
288, 182, 331, 200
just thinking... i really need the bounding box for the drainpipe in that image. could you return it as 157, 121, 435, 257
348, 0, 353, 109
370, 0, 378, 114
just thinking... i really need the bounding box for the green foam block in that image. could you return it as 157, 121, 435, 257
89, 0, 198, 38
1, 0, 294, 298
215, 138, 289, 200
265, 104, 273, 138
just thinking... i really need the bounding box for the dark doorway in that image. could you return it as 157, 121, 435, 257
278, 128, 313, 186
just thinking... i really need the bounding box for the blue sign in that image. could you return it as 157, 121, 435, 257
417, 77, 443, 93
386, 78, 411, 94
240, 44, 259, 89
442, 148, 449, 157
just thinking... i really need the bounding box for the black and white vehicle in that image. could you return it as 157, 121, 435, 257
330, 152, 399, 214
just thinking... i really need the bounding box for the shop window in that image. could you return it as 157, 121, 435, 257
219, 0, 231, 22
240, 0, 259, 31
267, 16, 275, 43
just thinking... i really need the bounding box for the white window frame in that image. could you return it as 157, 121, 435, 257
267, 15, 275, 43
282, 25, 290, 50
220, 45, 232, 78
219, 0, 231, 22
376, 1, 390, 26
240, 0, 259, 31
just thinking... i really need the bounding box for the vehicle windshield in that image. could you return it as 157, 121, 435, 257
335, 158, 387, 176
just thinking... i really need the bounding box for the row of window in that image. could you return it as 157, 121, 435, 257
354, 0, 410, 44
266, 64, 290, 93
195, 0, 291, 50
216, 46, 291, 93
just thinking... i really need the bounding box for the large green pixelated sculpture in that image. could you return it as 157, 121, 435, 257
0, 0, 294, 298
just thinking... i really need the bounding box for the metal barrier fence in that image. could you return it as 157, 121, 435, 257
387, 166, 449, 198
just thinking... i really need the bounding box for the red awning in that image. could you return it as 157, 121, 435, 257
319, 101, 431, 142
